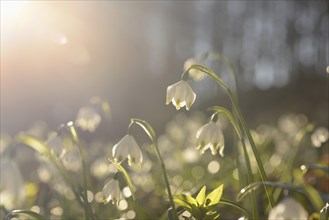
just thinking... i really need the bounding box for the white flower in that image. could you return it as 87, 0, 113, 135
184, 57, 206, 81
62, 147, 81, 172
75, 106, 101, 132
196, 122, 225, 156
0, 159, 26, 210
112, 135, 143, 166
46, 132, 66, 158
311, 127, 329, 147
268, 197, 308, 220
101, 179, 121, 205
166, 80, 196, 110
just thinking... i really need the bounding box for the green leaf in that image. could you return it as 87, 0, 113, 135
205, 184, 223, 207
174, 199, 193, 213
303, 183, 324, 211
203, 211, 220, 220
5, 210, 45, 220
196, 186, 206, 206
16, 134, 51, 156
174, 194, 201, 218
174, 194, 198, 209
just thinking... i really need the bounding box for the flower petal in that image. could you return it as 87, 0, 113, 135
112, 135, 132, 163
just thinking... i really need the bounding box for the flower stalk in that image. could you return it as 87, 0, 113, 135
187, 64, 275, 208
67, 122, 93, 219
209, 106, 258, 219
110, 161, 142, 220
130, 118, 179, 220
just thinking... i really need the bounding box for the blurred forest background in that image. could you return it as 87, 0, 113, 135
1, 1, 328, 137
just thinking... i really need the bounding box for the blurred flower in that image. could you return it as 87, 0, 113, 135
0, 159, 26, 210
101, 178, 121, 205
46, 132, 66, 158
62, 147, 81, 172
184, 57, 206, 81
278, 114, 308, 136
268, 197, 308, 220
196, 121, 225, 156
166, 80, 196, 110
112, 135, 143, 166
75, 106, 101, 132
311, 127, 329, 147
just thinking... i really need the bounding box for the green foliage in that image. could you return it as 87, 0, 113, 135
174, 184, 223, 220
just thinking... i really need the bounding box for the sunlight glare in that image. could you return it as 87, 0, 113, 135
1, 0, 27, 21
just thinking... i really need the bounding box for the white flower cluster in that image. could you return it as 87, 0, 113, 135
166, 77, 225, 156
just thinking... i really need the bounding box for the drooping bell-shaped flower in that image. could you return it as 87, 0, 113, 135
268, 197, 308, 220
101, 178, 121, 205
112, 135, 143, 166
196, 120, 225, 156
75, 106, 101, 132
166, 80, 196, 110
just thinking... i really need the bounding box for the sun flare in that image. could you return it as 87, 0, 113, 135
0, 0, 27, 21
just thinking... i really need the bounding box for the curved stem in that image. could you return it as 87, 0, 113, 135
208, 106, 257, 219
209, 52, 239, 98
130, 118, 179, 220
153, 142, 178, 220
5, 210, 45, 220
188, 64, 275, 208
228, 91, 275, 208
112, 161, 142, 220
207, 106, 241, 138
220, 199, 250, 216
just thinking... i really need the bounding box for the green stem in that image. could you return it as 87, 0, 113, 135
220, 199, 250, 216
68, 123, 92, 220
16, 134, 96, 219
154, 142, 178, 220
130, 119, 179, 220
188, 64, 275, 208
112, 162, 142, 220
209, 107, 257, 219
210, 52, 239, 97
241, 139, 258, 220
228, 91, 275, 208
